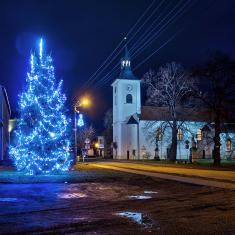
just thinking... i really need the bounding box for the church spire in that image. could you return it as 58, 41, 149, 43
121, 44, 131, 70
119, 41, 138, 80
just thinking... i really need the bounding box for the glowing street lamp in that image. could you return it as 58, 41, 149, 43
74, 96, 91, 162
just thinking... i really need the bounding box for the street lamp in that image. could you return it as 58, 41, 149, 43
74, 96, 91, 163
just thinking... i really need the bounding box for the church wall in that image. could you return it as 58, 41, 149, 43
139, 120, 210, 160
111, 48, 235, 161
112, 78, 141, 160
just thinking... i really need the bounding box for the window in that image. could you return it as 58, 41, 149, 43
178, 128, 183, 141
197, 129, 203, 141
126, 94, 132, 103
226, 139, 232, 152
156, 128, 162, 141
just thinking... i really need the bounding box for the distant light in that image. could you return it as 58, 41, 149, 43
95, 143, 99, 148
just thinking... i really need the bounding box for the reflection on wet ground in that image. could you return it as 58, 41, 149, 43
116, 212, 144, 225
144, 191, 159, 194
115, 211, 155, 230
57, 192, 87, 199
0, 168, 234, 234
128, 195, 152, 199
0, 198, 18, 202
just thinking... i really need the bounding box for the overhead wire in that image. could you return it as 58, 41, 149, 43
80, 0, 157, 90
94, 1, 193, 88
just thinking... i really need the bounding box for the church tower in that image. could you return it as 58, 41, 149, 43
111, 46, 141, 159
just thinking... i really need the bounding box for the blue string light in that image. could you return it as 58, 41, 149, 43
77, 114, 84, 127
10, 39, 72, 175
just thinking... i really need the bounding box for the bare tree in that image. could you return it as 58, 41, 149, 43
193, 52, 235, 165
77, 126, 95, 150
143, 62, 196, 161
102, 109, 113, 157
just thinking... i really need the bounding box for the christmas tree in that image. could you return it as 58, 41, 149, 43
10, 39, 72, 175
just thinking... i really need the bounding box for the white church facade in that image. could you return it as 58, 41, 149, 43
112, 47, 235, 161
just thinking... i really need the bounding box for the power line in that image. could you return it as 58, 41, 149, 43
131, 0, 192, 57
129, 0, 172, 52
94, 1, 192, 88
80, 0, 157, 90
133, 30, 181, 71
127, 0, 166, 45
94, 32, 178, 89
81, 39, 124, 90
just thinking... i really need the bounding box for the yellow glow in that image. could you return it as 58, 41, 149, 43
74, 96, 91, 113
80, 96, 91, 107
95, 143, 99, 148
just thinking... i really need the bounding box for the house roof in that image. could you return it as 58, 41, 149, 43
140, 106, 213, 122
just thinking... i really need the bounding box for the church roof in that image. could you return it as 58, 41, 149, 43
118, 45, 139, 80
127, 115, 139, 125
140, 106, 214, 122
119, 69, 138, 80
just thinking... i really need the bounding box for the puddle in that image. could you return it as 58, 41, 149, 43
128, 195, 152, 200
144, 191, 159, 194
58, 193, 87, 199
0, 198, 18, 202
115, 211, 153, 228
73, 217, 87, 221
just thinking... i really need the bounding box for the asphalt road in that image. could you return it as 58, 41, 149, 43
0, 165, 234, 234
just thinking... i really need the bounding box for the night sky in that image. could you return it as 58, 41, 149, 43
0, 0, 235, 132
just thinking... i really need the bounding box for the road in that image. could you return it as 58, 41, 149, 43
88, 161, 235, 190
0, 165, 235, 234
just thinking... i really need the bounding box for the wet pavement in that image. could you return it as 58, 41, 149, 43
0, 165, 235, 234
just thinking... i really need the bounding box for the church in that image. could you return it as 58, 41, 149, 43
112, 47, 235, 161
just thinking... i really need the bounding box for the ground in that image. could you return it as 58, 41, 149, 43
0, 163, 234, 234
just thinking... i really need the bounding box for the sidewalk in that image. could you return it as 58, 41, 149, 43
89, 161, 235, 190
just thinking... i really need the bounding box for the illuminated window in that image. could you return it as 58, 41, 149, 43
126, 94, 132, 103
226, 139, 232, 152
126, 60, 130, 66
178, 128, 183, 141
197, 129, 203, 141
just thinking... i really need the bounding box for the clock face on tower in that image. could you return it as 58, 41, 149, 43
126, 84, 133, 91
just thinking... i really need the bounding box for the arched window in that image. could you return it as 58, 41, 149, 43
226, 139, 232, 152
197, 129, 203, 141
178, 128, 183, 141
156, 128, 162, 141
126, 94, 132, 104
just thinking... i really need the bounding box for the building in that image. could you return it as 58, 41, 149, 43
0, 86, 11, 164
97, 136, 105, 157
112, 47, 235, 160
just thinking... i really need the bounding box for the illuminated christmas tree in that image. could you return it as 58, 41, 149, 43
10, 39, 72, 175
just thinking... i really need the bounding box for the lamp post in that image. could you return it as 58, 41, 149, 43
73, 97, 90, 163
